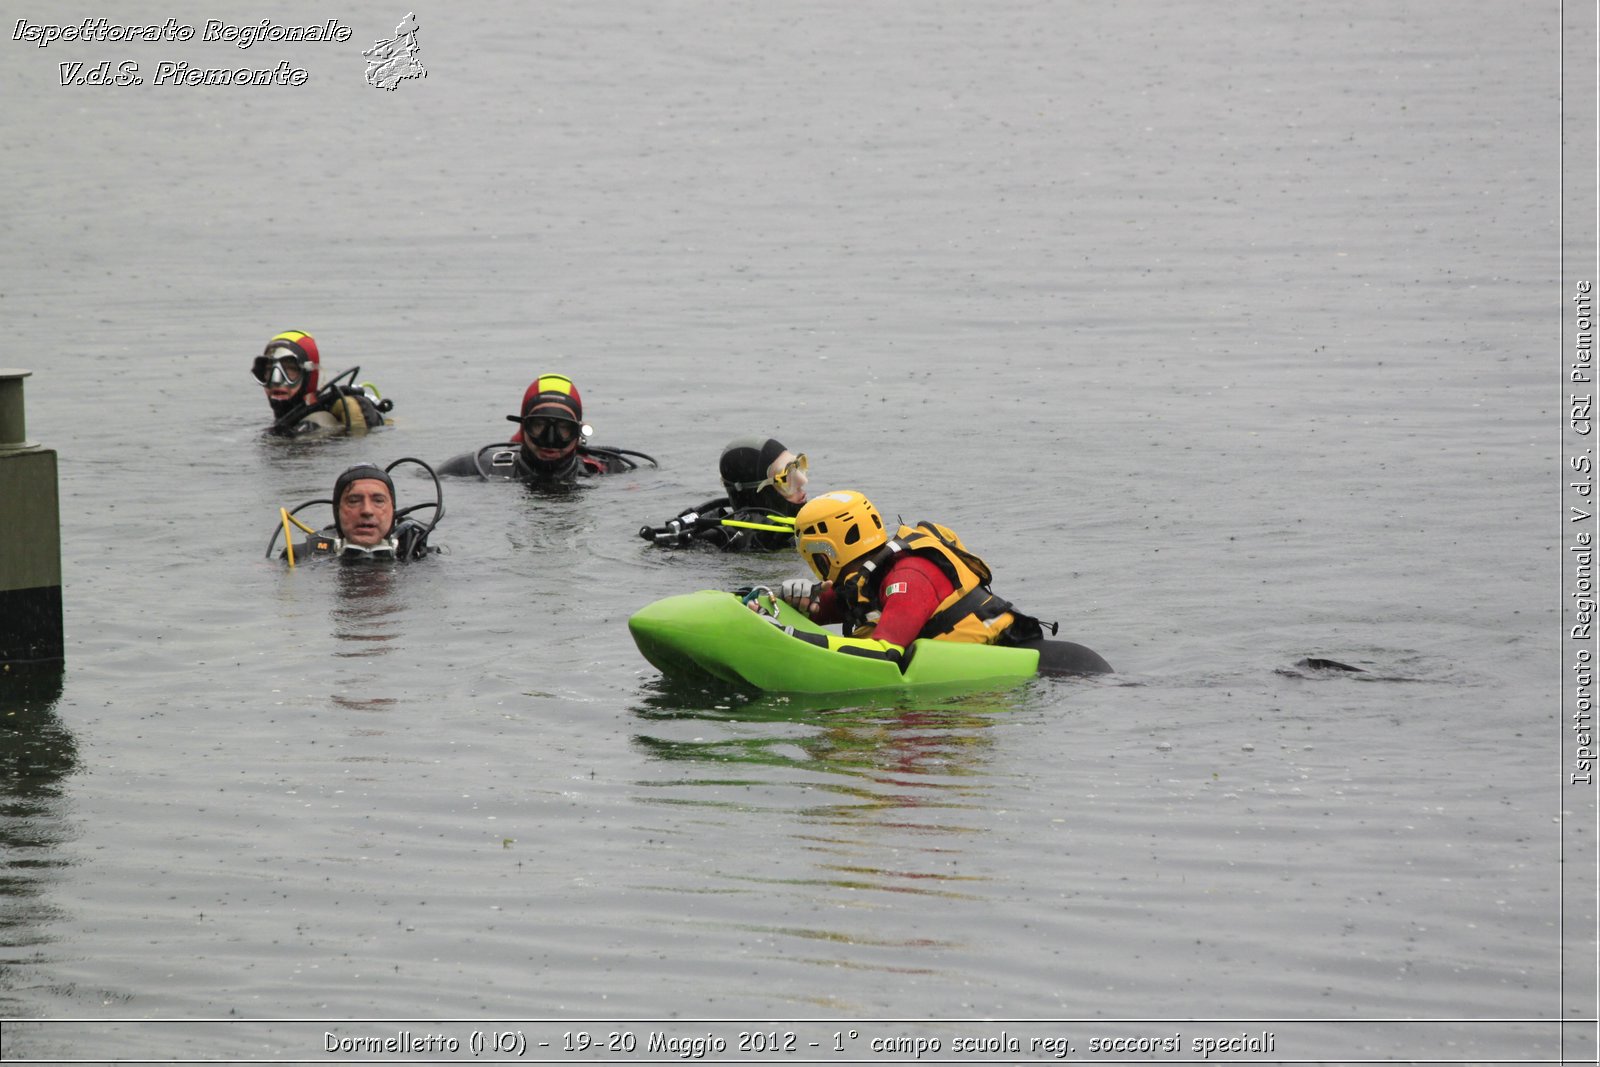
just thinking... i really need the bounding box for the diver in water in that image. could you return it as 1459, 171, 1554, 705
754, 490, 1111, 675
639, 436, 809, 551
254, 330, 393, 436
435, 374, 656, 485
267, 459, 444, 563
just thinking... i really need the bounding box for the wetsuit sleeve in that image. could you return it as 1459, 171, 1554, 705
640, 501, 731, 547
699, 502, 739, 548
868, 556, 951, 648
434, 451, 484, 478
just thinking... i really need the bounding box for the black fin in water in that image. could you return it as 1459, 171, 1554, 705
1295, 657, 1365, 673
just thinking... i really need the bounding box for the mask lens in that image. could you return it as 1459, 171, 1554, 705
253, 354, 302, 386
523, 416, 577, 446
772, 454, 807, 491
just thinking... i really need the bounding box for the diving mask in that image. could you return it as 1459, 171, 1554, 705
522, 415, 584, 448
252, 352, 305, 388
727, 453, 809, 497
337, 537, 397, 560
762, 453, 808, 499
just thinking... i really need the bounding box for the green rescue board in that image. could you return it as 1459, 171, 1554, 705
628, 589, 1040, 695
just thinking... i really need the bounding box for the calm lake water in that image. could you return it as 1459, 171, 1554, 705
0, 1, 1592, 1063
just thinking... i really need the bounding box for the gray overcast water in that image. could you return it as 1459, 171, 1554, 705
0, 1, 1590, 1062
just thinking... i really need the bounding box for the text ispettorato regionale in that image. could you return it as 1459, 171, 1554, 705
13, 18, 353, 50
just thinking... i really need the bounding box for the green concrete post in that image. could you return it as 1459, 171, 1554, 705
0, 370, 63, 664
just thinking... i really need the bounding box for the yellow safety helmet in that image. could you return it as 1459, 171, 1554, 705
795, 490, 888, 583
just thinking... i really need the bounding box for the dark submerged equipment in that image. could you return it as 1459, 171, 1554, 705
638, 501, 796, 551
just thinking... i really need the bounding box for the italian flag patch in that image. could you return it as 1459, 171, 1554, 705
883, 581, 908, 598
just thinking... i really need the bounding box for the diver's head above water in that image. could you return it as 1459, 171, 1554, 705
269, 458, 442, 564
719, 436, 808, 514
332, 462, 396, 549
507, 374, 588, 470
253, 331, 319, 415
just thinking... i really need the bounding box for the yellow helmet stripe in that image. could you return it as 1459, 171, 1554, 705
535, 374, 575, 396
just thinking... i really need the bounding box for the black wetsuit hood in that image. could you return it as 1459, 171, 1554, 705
719, 436, 799, 515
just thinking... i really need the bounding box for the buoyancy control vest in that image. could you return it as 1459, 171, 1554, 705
834, 521, 1050, 644
272, 384, 388, 436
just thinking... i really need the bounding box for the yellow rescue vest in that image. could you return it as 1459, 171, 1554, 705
837, 522, 1018, 644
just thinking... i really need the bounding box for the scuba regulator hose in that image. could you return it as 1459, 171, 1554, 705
385, 456, 445, 559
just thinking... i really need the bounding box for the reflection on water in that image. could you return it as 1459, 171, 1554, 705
504, 481, 608, 556
329, 562, 403, 660
325, 563, 405, 713
0, 665, 76, 1013
634, 699, 1002, 788
0, 666, 72, 786
634, 675, 1034, 722
632, 679, 1028, 796
630, 680, 1031, 929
